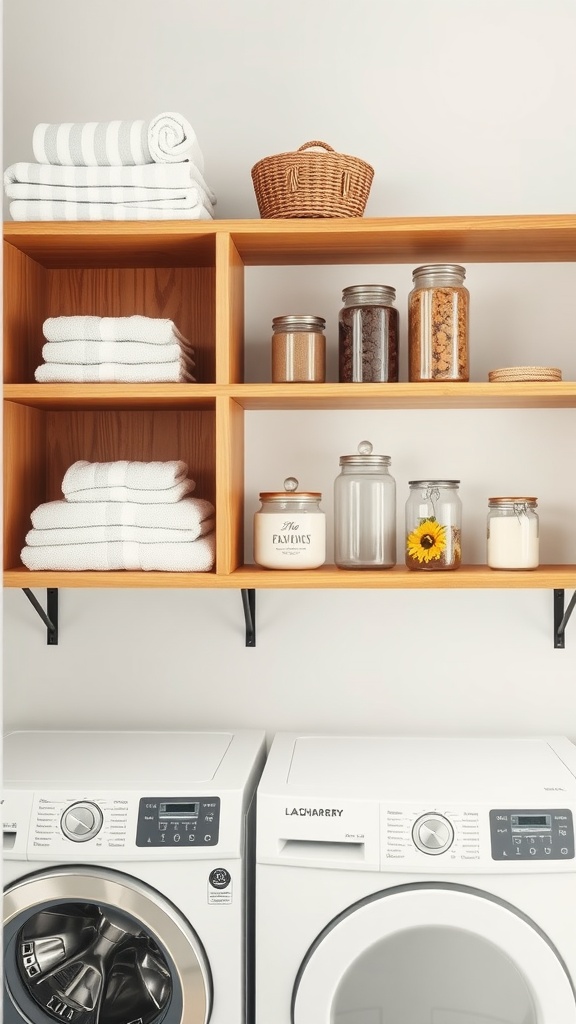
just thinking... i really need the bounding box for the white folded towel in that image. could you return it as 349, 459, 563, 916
30, 497, 215, 531
4, 161, 216, 204
43, 316, 189, 346
10, 199, 214, 222
32, 112, 205, 172
34, 361, 196, 383
21, 532, 215, 572
63, 459, 189, 494
25, 520, 215, 546
41, 341, 188, 365
61, 481, 197, 504
6, 182, 215, 214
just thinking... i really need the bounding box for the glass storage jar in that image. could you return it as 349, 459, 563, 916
405, 480, 462, 571
338, 285, 399, 382
487, 497, 539, 570
271, 315, 326, 383
254, 476, 326, 569
408, 264, 469, 382
334, 441, 396, 569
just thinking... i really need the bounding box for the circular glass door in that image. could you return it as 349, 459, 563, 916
293, 884, 576, 1024
4, 866, 211, 1024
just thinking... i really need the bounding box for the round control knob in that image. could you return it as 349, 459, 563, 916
412, 813, 454, 855
61, 802, 103, 843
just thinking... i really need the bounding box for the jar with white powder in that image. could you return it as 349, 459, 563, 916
487, 497, 539, 570
254, 476, 326, 569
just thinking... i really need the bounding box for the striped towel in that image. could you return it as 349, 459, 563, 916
25, 521, 215, 546
4, 161, 216, 205
34, 360, 196, 383
6, 183, 215, 213
10, 199, 214, 222
43, 316, 190, 345
21, 532, 216, 572
32, 111, 204, 171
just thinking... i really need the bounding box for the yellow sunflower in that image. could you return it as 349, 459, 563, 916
406, 518, 447, 563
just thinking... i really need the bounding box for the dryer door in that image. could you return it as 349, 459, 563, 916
293, 883, 576, 1024
3, 866, 212, 1024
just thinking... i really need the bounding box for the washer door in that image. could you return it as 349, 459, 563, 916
293, 883, 576, 1024
4, 866, 212, 1024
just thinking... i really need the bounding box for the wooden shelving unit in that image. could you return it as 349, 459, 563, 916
4, 215, 576, 597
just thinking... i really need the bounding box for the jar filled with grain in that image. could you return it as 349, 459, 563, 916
339, 285, 399, 382
405, 480, 462, 571
408, 264, 469, 382
487, 497, 539, 570
271, 315, 326, 383
254, 476, 326, 569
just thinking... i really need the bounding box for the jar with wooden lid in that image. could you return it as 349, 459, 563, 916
338, 285, 399, 382
408, 264, 469, 382
254, 476, 326, 569
487, 497, 539, 570
405, 480, 462, 570
271, 315, 326, 383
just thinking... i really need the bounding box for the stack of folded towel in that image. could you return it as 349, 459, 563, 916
4, 111, 216, 221
35, 315, 196, 383
21, 460, 216, 571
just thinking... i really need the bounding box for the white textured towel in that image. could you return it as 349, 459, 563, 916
34, 361, 196, 383
41, 341, 188, 365
4, 161, 216, 205
63, 460, 190, 494
6, 182, 215, 214
21, 532, 216, 572
32, 112, 205, 172
30, 497, 215, 530
10, 199, 214, 222
43, 316, 189, 345
61, 481, 197, 504
25, 520, 215, 546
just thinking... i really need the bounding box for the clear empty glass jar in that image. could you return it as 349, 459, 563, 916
334, 441, 396, 569
254, 476, 326, 569
487, 497, 539, 570
405, 480, 462, 571
408, 264, 469, 382
339, 285, 399, 383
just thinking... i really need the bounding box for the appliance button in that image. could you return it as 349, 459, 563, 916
61, 802, 104, 843
412, 813, 454, 855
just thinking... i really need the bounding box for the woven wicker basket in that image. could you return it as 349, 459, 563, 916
251, 140, 374, 219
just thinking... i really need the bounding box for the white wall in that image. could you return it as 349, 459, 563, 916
3, 0, 576, 739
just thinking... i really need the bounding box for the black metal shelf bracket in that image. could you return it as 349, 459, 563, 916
554, 589, 576, 649
241, 589, 256, 647
22, 588, 59, 645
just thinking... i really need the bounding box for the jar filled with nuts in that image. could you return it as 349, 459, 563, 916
408, 264, 469, 382
405, 480, 462, 571
339, 285, 399, 382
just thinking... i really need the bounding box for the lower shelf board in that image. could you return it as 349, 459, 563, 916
4, 565, 576, 589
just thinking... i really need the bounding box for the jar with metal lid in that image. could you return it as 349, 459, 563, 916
271, 315, 326, 383
254, 476, 326, 569
339, 285, 399, 382
405, 480, 462, 570
487, 497, 539, 570
408, 264, 469, 382
334, 441, 396, 569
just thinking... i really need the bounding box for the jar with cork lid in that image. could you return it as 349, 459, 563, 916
271, 315, 326, 383
254, 476, 326, 569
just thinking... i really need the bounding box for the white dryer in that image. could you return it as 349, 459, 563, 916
256, 733, 576, 1024
3, 728, 266, 1024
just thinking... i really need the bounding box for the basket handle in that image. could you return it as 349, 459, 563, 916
297, 141, 335, 152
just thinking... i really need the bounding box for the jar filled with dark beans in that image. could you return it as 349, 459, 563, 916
338, 285, 399, 383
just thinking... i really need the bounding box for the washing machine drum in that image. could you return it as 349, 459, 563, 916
3, 866, 211, 1024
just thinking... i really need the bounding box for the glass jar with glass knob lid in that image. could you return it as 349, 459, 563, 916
254, 476, 326, 570
487, 497, 539, 570
405, 480, 462, 571
334, 440, 396, 569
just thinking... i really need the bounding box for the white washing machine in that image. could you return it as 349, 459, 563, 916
256, 733, 576, 1024
3, 728, 266, 1024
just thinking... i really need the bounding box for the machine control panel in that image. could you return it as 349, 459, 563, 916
136, 796, 221, 847
61, 801, 104, 843
490, 809, 574, 860
412, 812, 454, 855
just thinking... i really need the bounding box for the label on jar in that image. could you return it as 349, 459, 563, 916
254, 513, 326, 569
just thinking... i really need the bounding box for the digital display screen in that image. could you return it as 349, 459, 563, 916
159, 802, 199, 817
516, 815, 548, 826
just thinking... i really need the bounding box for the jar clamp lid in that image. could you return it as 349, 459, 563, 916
339, 440, 391, 466
409, 479, 460, 487
488, 496, 537, 505
259, 476, 321, 500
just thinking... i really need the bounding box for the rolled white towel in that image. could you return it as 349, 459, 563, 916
10, 199, 214, 222
34, 361, 196, 383
25, 520, 215, 546
4, 161, 216, 205
21, 533, 215, 572
41, 341, 194, 366
30, 497, 215, 530
43, 316, 190, 345
62, 459, 189, 494
32, 112, 205, 172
